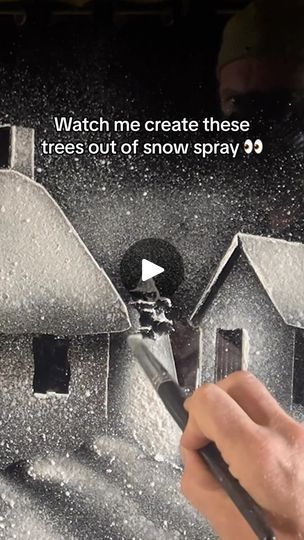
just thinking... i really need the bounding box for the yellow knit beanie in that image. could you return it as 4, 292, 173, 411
218, 0, 304, 75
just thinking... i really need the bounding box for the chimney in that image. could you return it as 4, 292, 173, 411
0, 125, 34, 179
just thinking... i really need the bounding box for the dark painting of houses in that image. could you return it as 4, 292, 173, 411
0, 1, 304, 538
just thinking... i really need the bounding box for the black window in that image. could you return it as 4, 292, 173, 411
215, 329, 247, 381
0, 127, 11, 168
33, 335, 70, 395
293, 328, 304, 405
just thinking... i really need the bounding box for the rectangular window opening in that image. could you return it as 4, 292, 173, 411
293, 328, 304, 405
33, 335, 70, 396
215, 328, 248, 382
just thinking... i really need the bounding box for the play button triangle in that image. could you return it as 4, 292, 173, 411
141, 259, 164, 282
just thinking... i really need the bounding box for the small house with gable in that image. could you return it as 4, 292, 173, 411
0, 125, 130, 467
191, 233, 304, 411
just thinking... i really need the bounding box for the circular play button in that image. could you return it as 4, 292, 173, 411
120, 238, 184, 297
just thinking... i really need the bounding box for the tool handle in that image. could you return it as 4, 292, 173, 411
157, 381, 276, 540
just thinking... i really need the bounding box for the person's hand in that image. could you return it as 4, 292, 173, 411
180, 371, 304, 540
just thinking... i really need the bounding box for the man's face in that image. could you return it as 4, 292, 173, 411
219, 56, 303, 116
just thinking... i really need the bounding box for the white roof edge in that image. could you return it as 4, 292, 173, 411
190, 233, 241, 324
238, 232, 304, 247
0, 168, 32, 183
0, 170, 131, 331
239, 234, 304, 329
190, 232, 304, 330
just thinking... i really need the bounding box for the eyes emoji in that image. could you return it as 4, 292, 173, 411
244, 139, 263, 154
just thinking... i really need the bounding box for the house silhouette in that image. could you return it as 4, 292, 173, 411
0, 125, 130, 467
191, 233, 304, 411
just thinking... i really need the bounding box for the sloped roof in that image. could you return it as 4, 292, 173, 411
0, 170, 130, 335
191, 233, 304, 329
